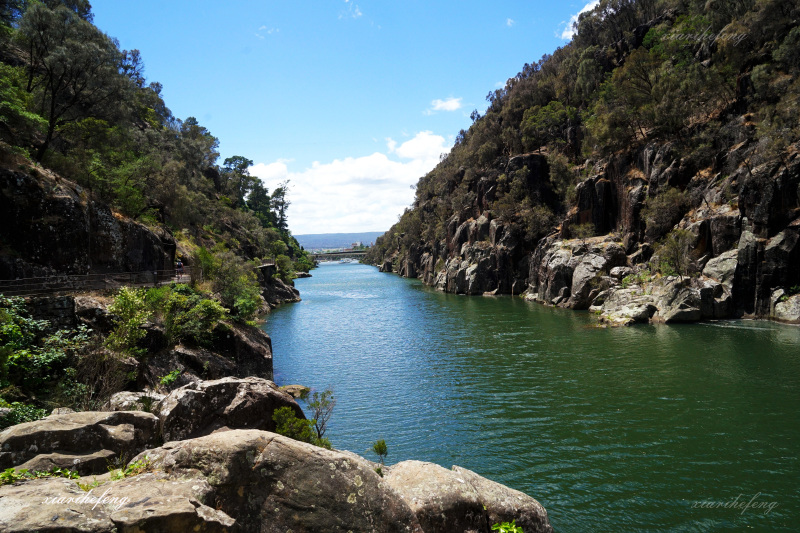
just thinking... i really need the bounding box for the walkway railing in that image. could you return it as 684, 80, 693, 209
0, 267, 202, 298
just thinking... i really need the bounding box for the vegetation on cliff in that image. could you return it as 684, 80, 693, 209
0, 0, 311, 282
366, 0, 800, 319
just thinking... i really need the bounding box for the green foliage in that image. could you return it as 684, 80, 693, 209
109, 457, 152, 480
304, 388, 336, 441
656, 228, 695, 279
275, 254, 296, 284
621, 269, 652, 289
160, 286, 228, 345
209, 251, 262, 321
0, 402, 47, 429
521, 101, 577, 152
0, 466, 80, 486
293, 255, 315, 273
1, 295, 91, 401
641, 188, 689, 239
159, 369, 180, 388
492, 520, 524, 533
372, 439, 388, 465
571, 222, 595, 244
106, 287, 149, 356
272, 406, 331, 449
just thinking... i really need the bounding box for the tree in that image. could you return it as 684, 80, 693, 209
221, 155, 257, 208
304, 388, 335, 442
270, 181, 291, 232
372, 439, 388, 465
657, 228, 695, 279
17, 2, 129, 161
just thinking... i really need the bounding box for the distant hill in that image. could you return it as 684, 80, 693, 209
295, 232, 385, 251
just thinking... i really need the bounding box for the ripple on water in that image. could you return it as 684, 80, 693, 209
265, 263, 800, 532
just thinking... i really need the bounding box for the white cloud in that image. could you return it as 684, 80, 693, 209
425, 97, 463, 115
340, 0, 363, 20
255, 26, 279, 39
560, 1, 599, 40
507, 18, 515, 27
249, 132, 449, 234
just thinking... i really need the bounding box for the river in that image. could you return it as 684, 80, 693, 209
262, 262, 800, 532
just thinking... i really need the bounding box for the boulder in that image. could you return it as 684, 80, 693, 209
651, 279, 703, 323
384, 460, 553, 533
0, 474, 234, 532
261, 276, 300, 308
134, 430, 423, 533
155, 376, 303, 442
773, 293, 800, 324
0, 411, 159, 475
702, 249, 738, 289
104, 391, 165, 412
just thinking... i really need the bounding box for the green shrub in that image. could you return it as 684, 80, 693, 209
372, 439, 388, 465
492, 520, 524, 533
210, 251, 262, 322
272, 406, 331, 449
163, 291, 228, 345
106, 288, 150, 356
159, 369, 181, 388
0, 402, 47, 429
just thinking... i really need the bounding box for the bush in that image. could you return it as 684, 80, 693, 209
163, 289, 228, 345
105, 288, 149, 356
641, 188, 689, 239
210, 251, 262, 322
272, 406, 331, 449
656, 228, 695, 278
0, 402, 47, 429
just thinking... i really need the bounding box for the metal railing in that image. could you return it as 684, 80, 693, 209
0, 267, 202, 298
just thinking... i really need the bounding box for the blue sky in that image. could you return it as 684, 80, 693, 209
91, 1, 598, 234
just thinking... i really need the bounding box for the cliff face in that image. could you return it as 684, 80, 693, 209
0, 166, 175, 279
370, 138, 800, 324
367, 1, 800, 324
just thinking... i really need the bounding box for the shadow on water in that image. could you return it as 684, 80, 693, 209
264, 263, 800, 532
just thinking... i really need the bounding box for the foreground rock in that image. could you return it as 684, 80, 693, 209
156, 376, 304, 442
0, 429, 553, 532
0, 411, 159, 475
0, 474, 234, 532
385, 460, 552, 533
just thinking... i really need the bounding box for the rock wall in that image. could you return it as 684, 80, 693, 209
0, 167, 175, 279
371, 142, 800, 324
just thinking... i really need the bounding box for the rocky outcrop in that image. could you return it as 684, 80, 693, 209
0, 411, 159, 475
155, 377, 303, 442
103, 391, 165, 412
0, 429, 553, 532
261, 276, 301, 308
526, 236, 627, 309
0, 474, 234, 532
385, 460, 552, 533
140, 322, 274, 389
0, 167, 175, 278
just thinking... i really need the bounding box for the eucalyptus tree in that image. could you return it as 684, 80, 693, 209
17, 2, 131, 161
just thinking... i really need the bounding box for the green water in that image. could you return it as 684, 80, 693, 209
263, 262, 800, 532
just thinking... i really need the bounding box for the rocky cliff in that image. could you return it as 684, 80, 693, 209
0, 166, 176, 279
367, 1, 800, 326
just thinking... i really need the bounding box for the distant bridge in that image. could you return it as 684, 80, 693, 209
311, 250, 367, 261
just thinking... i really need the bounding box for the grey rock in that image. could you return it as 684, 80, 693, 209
156, 376, 303, 442
774, 293, 800, 323
0, 411, 159, 475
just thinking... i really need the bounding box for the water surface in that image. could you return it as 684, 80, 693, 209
263, 262, 800, 532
